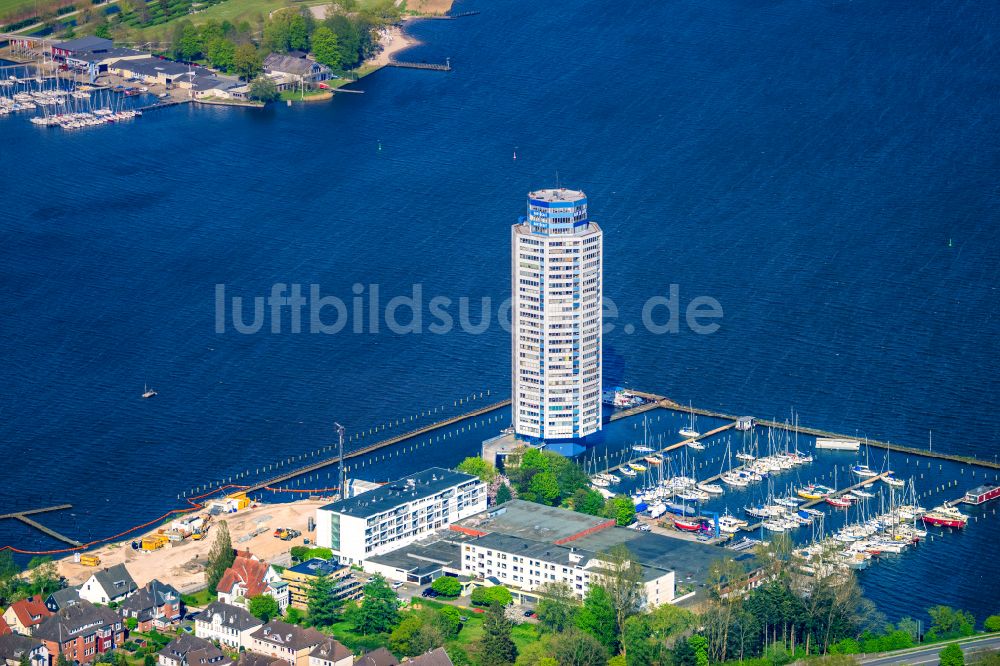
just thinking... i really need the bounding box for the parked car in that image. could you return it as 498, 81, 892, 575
391, 581, 404, 589
421, 588, 439, 598
523, 610, 536, 618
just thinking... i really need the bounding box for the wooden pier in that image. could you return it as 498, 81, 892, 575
138, 99, 191, 113
387, 59, 452, 71
241, 399, 511, 494
0, 505, 82, 547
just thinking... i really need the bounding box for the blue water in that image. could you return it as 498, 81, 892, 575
2, 0, 999, 623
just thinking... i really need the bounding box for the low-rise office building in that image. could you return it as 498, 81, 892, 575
315, 468, 486, 565
281, 560, 361, 610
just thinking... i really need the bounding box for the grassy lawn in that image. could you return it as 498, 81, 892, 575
278, 88, 332, 102
128, 0, 385, 41
180, 588, 215, 606
320, 600, 542, 659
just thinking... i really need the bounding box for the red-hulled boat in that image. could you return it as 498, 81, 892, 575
826, 497, 852, 508
921, 505, 968, 528
673, 518, 703, 532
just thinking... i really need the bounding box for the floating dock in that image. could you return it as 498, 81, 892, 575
0, 505, 81, 547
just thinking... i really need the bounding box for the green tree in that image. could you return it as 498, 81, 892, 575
928, 606, 976, 641
472, 586, 513, 607
623, 615, 663, 666
390, 613, 443, 658
576, 585, 618, 653
572, 488, 607, 517
247, 594, 280, 622
233, 42, 262, 81
306, 574, 341, 627
985, 615, 1000, 632
496, 483, 513, 505
249, 76, 279, 102
688, 635, 708, 666
56, 654, 71, 666
481, 601, 518, 666
19, 653, 29, 666
29, 560, 59, 597
205, 520, 234, 593
143, 655, 155, 666
549, 628, 608, 666
438, 605, 462, 639
206, 37, 236, 71
176, 22, 203, 60
672, 637, 697, 666
529, 471, 560, 506
535, 582, 578, 633
603, 496, 636, 526
596, 544, 644, 646
94, 22, 111, 38
355, 574, 400, 634
431, 576, 462, 598
309, 26, 340, 69
285, 606, 305, 625
456, 456, 499, 483
290, 546, 309, 562
939, 644, 965, 666
124, 616, 138, 631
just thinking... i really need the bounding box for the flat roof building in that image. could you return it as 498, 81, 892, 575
315, 468, 486, 564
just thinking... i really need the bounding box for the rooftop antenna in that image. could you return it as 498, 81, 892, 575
335, 422, 346, 500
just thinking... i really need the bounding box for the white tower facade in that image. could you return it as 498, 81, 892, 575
511, 188, 603, 442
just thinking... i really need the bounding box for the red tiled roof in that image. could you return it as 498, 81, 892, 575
217, 556, 269, 598
9, 596, 52, 629
0, 616, 11, 636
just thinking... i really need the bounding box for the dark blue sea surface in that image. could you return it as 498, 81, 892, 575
2, 0, 998, 622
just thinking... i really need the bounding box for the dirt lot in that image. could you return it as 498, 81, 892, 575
55, 499, 329, 593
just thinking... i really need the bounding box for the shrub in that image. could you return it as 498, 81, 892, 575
431, 576, 462, 598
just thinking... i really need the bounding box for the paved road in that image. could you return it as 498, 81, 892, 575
861, 635, 1000, 665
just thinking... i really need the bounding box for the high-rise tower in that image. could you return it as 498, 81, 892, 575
511, 188, 603, 442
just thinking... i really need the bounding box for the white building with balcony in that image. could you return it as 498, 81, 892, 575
511, 188, 603, 442
315, 468, 487, 565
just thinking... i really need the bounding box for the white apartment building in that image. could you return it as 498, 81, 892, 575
194, 602, 263, 651
315, 468, 487, 564
512, 188, 603, 442
460, 533, 676, 607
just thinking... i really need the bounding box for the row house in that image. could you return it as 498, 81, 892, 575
33, 601, 124, 665
194, 602, 262, 651
120, 580, 183, 631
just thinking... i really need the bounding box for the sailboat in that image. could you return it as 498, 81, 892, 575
679, 402, 700, 438
853, 442, 877, 477
142, 384, 158, 399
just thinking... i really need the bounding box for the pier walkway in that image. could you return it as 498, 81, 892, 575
387, 59, 451, 71
743, 473, 888, 531
640, 393, 1000, 471
241, 399, 511, 494
0, 505, 81, 547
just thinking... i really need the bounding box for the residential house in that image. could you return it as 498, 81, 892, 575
0, 618, 10, 637
189, 75, 242, 100
2, 596, 52, 635
79, 564, 137, 605
237, 654, 284, 666
33, 601, 124, 665
217, 555, 289, 612
280, 560, 360, 611
194, 602, 262, 651
354, 649, 398, 666
262, 54, 331, 90
158, 635, 233, 666
0, 634, 48, 666
306, 638, 351, 666
120, 580, 183, 631
44, 587, 80, 614
401, 649, 453, 666
248, 621, 325, 666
